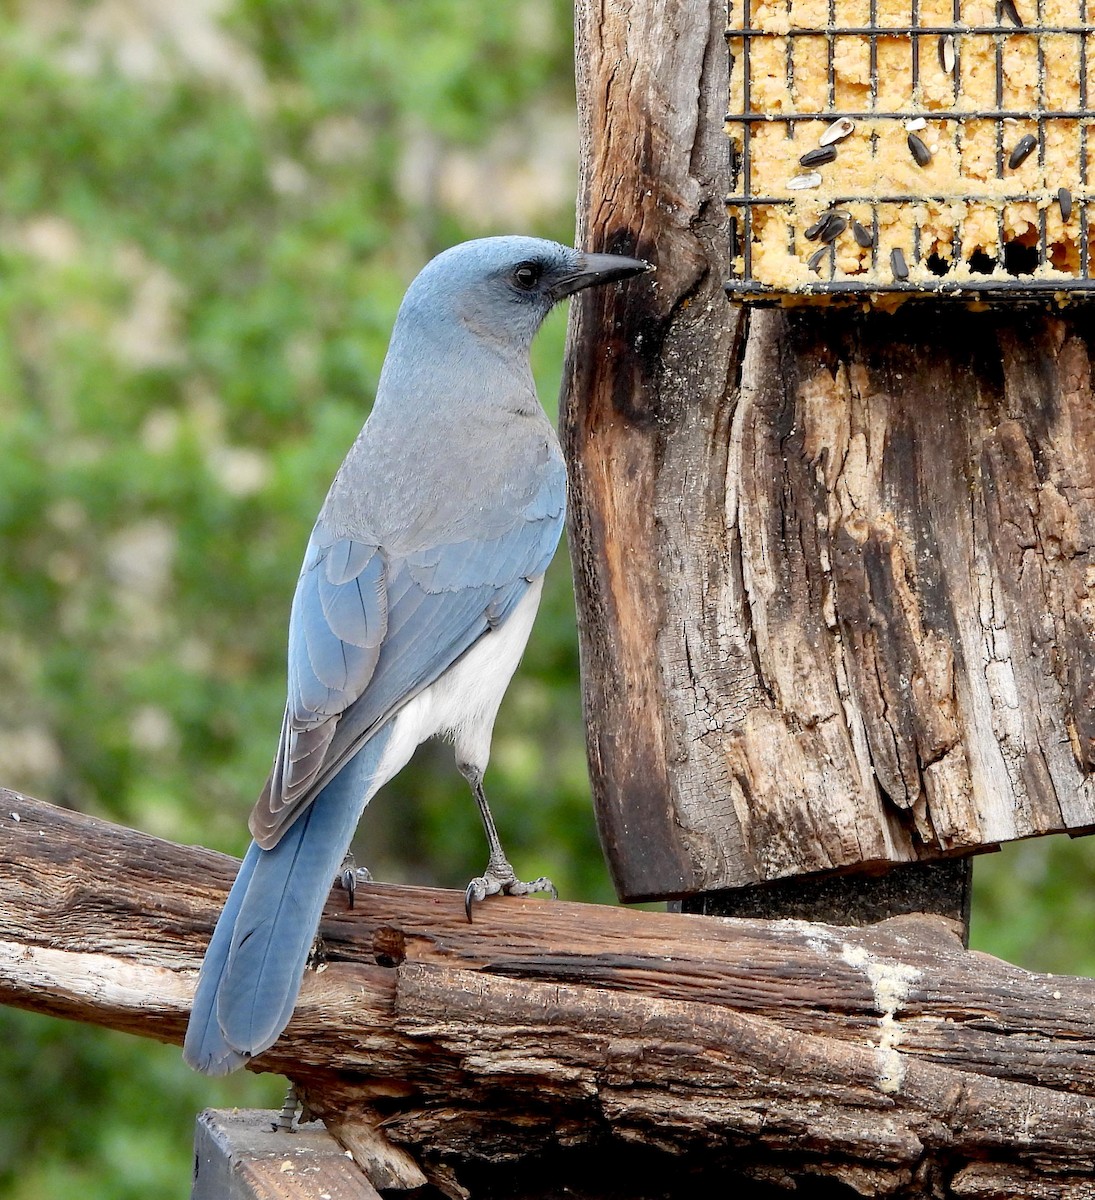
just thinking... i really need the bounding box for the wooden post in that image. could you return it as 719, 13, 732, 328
191, 1110, 380, 1200
562, 0, 1095, 917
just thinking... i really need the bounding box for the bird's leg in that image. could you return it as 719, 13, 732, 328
460, 765, 556, 921
333, 851, 372, 910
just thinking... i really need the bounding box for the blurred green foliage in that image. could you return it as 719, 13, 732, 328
0, 3, 1092, 1198
0, 3, 593, 1196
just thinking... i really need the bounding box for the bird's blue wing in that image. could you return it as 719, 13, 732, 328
249, 461, 565, 849
291, 532, 388, 719
251, 527, 388, 846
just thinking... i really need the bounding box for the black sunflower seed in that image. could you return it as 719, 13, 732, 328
1059, 187, 1073, 221
997, 0, 1023, 25
805, 216, 828, 241
908, 133, 932, 166
799, 145, 838, 168
807, 247, 829, 273
1007, 134, 1037, 169
852, 220, 874, 248
820, 214, 848, 244
890, 248, 909, 280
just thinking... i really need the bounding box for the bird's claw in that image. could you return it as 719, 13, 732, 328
334, 854, 372, 911
463, 866, 557, 922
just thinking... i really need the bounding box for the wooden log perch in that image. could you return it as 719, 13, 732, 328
3, 787, 1095, 1197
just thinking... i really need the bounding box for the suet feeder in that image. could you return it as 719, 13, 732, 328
725, 0, 1094, 301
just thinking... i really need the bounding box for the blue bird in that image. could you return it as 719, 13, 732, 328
183, 236, 647, 1075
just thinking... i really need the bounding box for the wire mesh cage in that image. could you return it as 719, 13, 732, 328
725, 0, 1094, 302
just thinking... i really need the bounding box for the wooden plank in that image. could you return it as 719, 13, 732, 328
192, 1109, 380, 1200
563, 0, 1095, 902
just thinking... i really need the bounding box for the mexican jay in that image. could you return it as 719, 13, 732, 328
183, 236, 647, 1075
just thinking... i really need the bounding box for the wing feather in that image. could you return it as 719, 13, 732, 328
249, 452, 566, 850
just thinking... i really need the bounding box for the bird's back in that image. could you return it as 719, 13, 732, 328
322, 317, 564, 553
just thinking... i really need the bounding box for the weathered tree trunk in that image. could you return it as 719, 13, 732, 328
5, 788, 1095, 1197
562, 0, 1095, 904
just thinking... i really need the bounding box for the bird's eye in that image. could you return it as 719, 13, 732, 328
511, 261, 543, 291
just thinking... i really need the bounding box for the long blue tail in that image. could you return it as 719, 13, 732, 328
183, 728, 393, 1075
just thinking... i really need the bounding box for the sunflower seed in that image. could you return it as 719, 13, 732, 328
997, 0, 1023, 25
1058, 187, 1073, 221
819, 117, 855, 146
908, 133, 932, 166
820, 214, 848, 244
1007, 133, 1037, 168
852, 220, 874, 248
905, 117, 927, 132
788, 171, 823, 190
807, 247, 829, 273
890, 248, 909, 280
805, 216, 829, 241
938, 34, 956, 74
799, 145, 838, 167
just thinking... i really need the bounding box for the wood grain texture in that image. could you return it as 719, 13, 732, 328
562, 1, 1095, 900
562, 0, 747, 901
4, 789, 1095, 1196
724, 308, 1095, 877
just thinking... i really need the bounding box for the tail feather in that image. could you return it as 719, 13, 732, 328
217, 794, 354, 1052
183, 727, 393, 1075
182, 843, 262, 1075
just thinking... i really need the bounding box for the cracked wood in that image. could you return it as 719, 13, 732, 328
562, 0, 1095, 900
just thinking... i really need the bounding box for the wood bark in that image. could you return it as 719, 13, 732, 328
4, 788, 1095, 1197
561, 0, 1095, 902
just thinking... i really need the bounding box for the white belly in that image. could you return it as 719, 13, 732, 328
371, 575, 545, 785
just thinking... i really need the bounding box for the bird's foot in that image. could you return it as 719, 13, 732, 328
334, 852, 372, 910
464, 860, 557, 921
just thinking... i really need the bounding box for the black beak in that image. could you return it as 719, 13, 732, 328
550, 252, 651, 300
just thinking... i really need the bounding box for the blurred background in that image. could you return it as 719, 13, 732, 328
0, 2, 1092, 1197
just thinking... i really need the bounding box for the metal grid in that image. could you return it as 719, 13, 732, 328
725, 0, 1095, 300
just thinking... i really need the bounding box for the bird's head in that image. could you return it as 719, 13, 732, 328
399, 236, 649, 349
